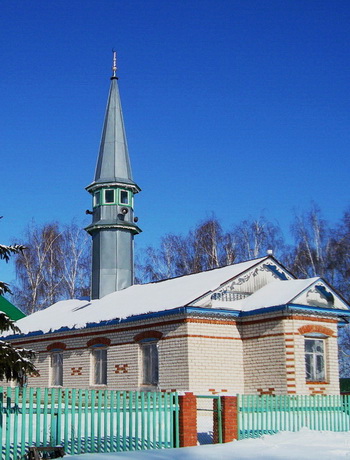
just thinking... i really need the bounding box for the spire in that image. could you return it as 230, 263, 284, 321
111, 50, 117, 79
91, 52, 137, 189
85, 53, 141, 300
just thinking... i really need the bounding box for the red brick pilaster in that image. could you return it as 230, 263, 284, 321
178, 392, 197, 447
213, 396, 238, 443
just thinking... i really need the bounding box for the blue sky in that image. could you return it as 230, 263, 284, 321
1, 0, 350, 285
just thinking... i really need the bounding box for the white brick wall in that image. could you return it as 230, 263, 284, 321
8, 310, 341, 395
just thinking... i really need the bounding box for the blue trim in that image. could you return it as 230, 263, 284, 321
238, 303, 350, 317
286, 304, 350, 316
239, 305, 287, 317
7, 303, 349, 341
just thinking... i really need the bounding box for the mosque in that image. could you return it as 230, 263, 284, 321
7, 54, 350, 395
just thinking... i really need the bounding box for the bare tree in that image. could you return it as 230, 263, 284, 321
13, 221, 90, 313
328, 208, 350, 300
137, 215, 283, 283
289, 205, 332, 279
232, 216, 284, 261
60, 223, 91, 299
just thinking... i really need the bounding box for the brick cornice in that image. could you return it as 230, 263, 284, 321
298, 325, 335, 337
134, 331, 163, 342
46, 342, 66, 351
87, 337, 111, 347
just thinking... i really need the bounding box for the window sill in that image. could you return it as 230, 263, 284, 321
140, 384, 158, 391
307, 381, 328, 385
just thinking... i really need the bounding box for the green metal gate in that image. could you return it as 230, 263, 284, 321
196, 395, 222, 444
0, 387, 179, 460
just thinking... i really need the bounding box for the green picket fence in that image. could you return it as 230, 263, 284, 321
238, 394, 350, 439
0, 387, 179, 460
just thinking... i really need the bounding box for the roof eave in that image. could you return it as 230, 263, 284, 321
239, 303, 350, 319
86, 180, 141, 194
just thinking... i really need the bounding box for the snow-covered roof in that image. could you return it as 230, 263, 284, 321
227, 278, 318, 311
12, 256, 349, 336
14, 257, 268, 335
216, 277, 349, 312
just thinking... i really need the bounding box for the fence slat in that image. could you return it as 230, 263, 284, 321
5, 387, 12, 460
0, 387, 179, 460
12, 387, 19, 460
238, 393, 350, 440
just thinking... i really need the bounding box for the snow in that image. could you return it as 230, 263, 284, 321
10, 255, 349, 337
13, 258, 267, 335
63, 429, 350, 459
232, 278, 319, 311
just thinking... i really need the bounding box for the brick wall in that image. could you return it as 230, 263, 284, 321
12, 314, 190, 390
285, 317, 339, 395
186, 318, 244, 394
241, 312, 340, 395
241, 314, 287, 394
8, 310, 342, 395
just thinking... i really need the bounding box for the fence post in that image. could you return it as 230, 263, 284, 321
214, 396, 238, 443
178, 392, 197, 447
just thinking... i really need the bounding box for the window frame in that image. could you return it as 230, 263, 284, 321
118, 189, 133, 207
140, 339, 159, 387
90, 346, 108, 386
93, 191, 101, 207
304, 336, 326, 383
50, 351, 63, 387
103, 189, 115, 205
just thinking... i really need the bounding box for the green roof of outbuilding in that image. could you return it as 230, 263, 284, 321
0, 296, 26, 320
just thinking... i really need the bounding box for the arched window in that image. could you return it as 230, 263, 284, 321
47, 343, 66, 387
91, 347, 107, 385
299, 327, 331, 383
305, 337, 326, 382
134, 331, 162, 387
87, 338, 110, 386
141, 340, 159, 386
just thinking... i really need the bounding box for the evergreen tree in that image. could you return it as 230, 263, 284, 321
0, 238, 38, 383
0, 312, 38, 382
0, 241, 25, 295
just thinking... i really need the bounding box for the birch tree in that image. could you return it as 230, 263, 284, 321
137, 216, 282, 282
289, 206, 332, 279
232, 216, 284, 261
13, 221, 90, 313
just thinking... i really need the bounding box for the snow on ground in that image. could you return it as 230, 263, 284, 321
64, 429, 350, 460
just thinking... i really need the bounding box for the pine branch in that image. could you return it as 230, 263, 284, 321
0, 244, 26, 262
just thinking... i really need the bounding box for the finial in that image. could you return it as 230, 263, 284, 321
111, 50, 118, 79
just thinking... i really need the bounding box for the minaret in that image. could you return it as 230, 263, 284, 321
86, 53, 141, 299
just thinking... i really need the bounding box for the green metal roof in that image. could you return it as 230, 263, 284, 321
0, 296, 26, 320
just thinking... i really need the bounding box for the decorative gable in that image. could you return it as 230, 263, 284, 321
292, 280, 348, 310
191, 258, 294, 308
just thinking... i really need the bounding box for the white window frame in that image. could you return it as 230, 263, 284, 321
104, 189, 115, 205
305, 336, 326, 382
140, 340, 159, 387
50, 351, 63, 387
93, 191, 101, 207
118, 189, 133, 207
91, 347, 107, 386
